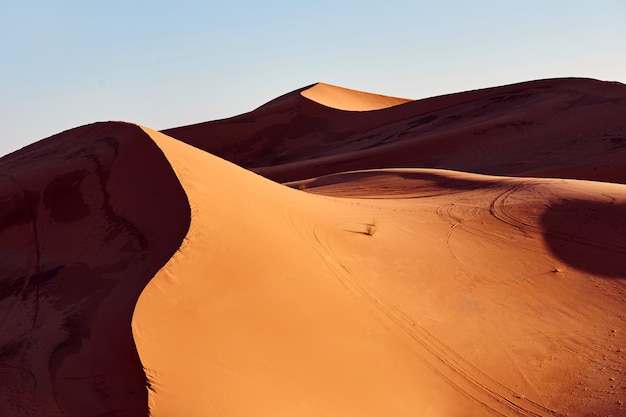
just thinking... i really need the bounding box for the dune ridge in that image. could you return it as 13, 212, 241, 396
300, 82, 412, 111
131, 127, 626, 416
1, 78, 625, 416
0, 122, 190, 416
163, 78, 626, 184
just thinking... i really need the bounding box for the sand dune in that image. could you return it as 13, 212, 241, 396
1, 79, 626, 416
300, 82, 412, 111
163, 78, 626, 184
133, 129, 626, 416
0, 123, 190, 416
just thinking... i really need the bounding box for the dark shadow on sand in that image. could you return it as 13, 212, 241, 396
540, 199, 626, 278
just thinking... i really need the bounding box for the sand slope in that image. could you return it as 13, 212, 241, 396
2, 79, 626, 417
0, 123, 189, 416
132, 128, 626, 417
163, 78, 626, 184
300, 82, 412, 111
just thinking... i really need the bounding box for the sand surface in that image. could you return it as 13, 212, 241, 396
300, 82, 412, 111
164, 78, 626, 184
1, 78, 626, 416
0, 123, 190, 416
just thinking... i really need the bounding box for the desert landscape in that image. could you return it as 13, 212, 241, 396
1, 78, 625, 416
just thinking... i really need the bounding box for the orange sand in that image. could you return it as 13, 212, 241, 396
164, 78, 626, 184
132, 129, 626, 416
2, 79, 626, 417
300, 82, 412, 111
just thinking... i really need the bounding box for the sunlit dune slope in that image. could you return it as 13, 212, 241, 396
0, 122, 190, 416
3, 77, 626, 417
300, 82, 412, 110
133, 128, 626, 417
163, 78, 626, 183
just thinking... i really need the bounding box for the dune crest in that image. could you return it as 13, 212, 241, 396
0, 122, 190, 416
164, 78, 626, 184
3, 78, 626, 417
300, 82, 412, 111
132, 127, 626, 416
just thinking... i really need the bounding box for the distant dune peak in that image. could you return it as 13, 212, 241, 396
300, 82, 413, 111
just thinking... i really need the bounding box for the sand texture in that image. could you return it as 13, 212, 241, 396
164, 78, 626, 184
1, 78, 626, 416
0, 123, 190, 416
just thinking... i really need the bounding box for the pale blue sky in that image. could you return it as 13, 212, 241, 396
1, 1, 625, 157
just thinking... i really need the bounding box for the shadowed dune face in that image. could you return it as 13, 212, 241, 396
287, 169, 498, 198
541, 198, 626, 278
4, 78, 626, 417
163, 78, 626, 184
0, 123, 190, 416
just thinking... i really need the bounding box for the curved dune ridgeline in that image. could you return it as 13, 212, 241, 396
300, 82, 412, 111
131, 129, 626, 416
2, 78, 626, 416
0, 123, 190, 416
163, 78, 626, 184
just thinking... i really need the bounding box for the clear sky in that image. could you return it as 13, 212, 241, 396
1, 0, 625, 157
